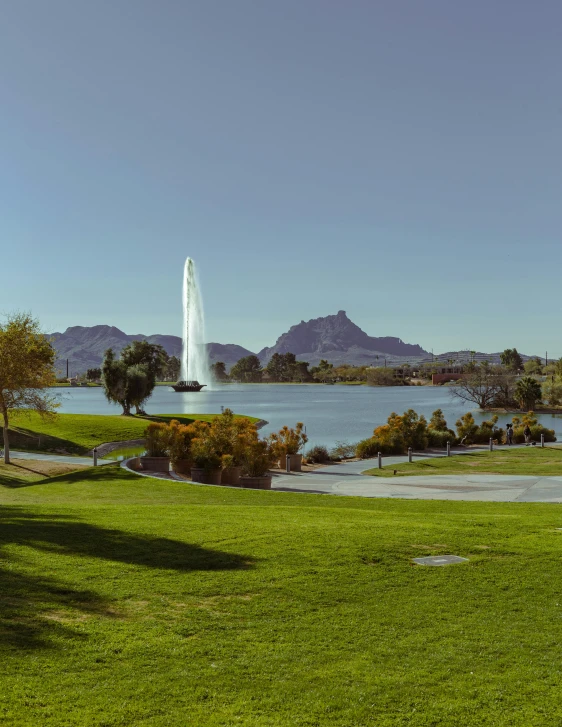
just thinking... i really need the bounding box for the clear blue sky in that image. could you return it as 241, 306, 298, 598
2, 1, 561, 355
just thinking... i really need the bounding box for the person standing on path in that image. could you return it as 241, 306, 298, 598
523, 424, 532, 445
506, 424, 513, 446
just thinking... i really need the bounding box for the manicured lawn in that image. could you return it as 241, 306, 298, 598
2, 468, 562, 725
4, 412, 259, 455
365, 445, 562, 477
0, 459, 88, 486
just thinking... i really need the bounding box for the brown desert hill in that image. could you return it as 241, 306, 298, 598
257, 311, 428, 365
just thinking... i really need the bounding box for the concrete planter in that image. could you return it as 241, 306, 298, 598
221, 466, 243, 486
240, 475, 272, 490
172, 459, 193, 475
279, 453, 303, 472
140, 456, 170, 473
190, 467, 222, 485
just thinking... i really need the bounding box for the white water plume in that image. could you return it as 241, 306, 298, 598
180, 257, 209, 383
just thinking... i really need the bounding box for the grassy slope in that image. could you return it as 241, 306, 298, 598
365, 445, 562, 477
0, 459, 88, 485
2, 468, 562, 725
6, 412, 259, 454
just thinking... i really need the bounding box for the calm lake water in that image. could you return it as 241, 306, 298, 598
55, 384, 562, 449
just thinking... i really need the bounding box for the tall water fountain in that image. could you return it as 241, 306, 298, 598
174, 257, 209, 391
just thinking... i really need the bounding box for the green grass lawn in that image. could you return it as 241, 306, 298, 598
4, 412, 259, 455
3, 467, 562, 725
0, 459, 88, 486
365, 445, 562, 477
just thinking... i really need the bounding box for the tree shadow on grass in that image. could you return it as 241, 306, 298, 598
0, 505, 256, 651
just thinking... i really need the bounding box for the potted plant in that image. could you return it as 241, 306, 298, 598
240, 439, 274, 489
190, 432, 222, 485
141, 422, 171, 473
168, 420, 203, 475
268, 422, 308, 471
208, 409, 257, 486
220, 454, 242, 486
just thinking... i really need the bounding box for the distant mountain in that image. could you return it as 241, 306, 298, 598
51, 325, 183, 376
257, 311, 428, 366
52, 315, 536, 377
51, 326, 256, 376
207, 343, 255, 368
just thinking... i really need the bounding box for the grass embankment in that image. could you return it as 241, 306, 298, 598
4, 412, 259, 455
2, 469, 562, 725
365, 445, 562, 477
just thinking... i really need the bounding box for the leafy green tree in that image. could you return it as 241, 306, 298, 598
542, 378, 562, 406
120, 341, 167, 381
211, 361, 228, 381
500, 348, 523, 372
514, 377, 542, 411
166, 355, 181, 381
230, 355, 262, 383
523, 357, 543, 376
101, 341, 165, 415
0, 313, 58, 463
86, 368, 101, 382
366, 367, 400, 386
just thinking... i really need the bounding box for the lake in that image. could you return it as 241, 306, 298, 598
54, 384, 562, 448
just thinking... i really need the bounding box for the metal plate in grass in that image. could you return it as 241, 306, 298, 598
412, 555, 469, 566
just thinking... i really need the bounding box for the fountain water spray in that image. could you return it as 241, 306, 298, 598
180, 257, 209, 384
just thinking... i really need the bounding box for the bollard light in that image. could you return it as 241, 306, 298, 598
446, 441, 451, 457
378, 452, 382, 469
408, 447, 413, 463
541, 433, 545, 448
286, 454, 291, 473
93, 447, 98, 467
489, 438, 493, 452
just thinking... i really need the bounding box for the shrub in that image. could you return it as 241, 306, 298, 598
510, 413, 556, 444
329, 441, 357, 460
306, 445, 331, 463
268, 423, 308, 460
372, 409, 428, 452
455, 413, 479, 444
167, 419, 208, 465
191, 434, 222, 470
241, 439, 274, 477
144, 422, 170, 457
207, 409, 258, 466
426, 429, 455, 448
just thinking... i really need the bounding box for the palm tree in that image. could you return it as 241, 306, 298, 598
514, 377, 542, 411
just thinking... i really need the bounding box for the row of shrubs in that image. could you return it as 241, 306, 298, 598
355, 409, 556, 458
144, 410, 308, 477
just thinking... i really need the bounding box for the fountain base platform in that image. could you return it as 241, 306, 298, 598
171, 380, 207, 392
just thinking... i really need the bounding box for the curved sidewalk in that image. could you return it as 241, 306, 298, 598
271, 455, 562, 503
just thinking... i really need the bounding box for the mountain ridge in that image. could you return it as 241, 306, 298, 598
50, 313, 531, 375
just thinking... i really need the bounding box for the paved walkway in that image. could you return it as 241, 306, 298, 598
12, 446, 562, 503
8, 450, 115, 466
271, 449, 562, 502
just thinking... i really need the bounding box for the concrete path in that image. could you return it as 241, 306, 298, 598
271, 450, 562, 502
8, 450, 115, 466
